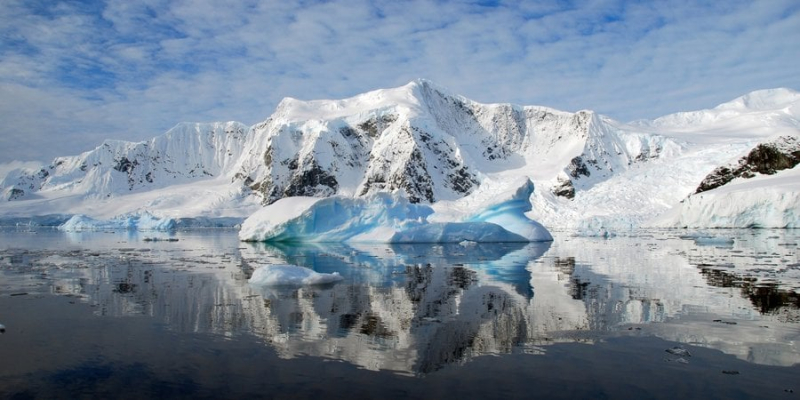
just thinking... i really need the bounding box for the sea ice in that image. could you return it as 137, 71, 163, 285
248, 265, 344, 286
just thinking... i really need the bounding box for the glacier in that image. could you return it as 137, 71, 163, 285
53, 212, 245, 232
239, 178, 552, 243
58, 212, 176, 232
652, 166, 800, 228
1, 80, 799, 234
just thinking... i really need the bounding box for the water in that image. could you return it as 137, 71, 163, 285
0, 228, 798, 399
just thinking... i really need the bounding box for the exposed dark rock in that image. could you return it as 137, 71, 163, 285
635, 143, 663, 161
8, 188, 25, 200
263, 147, 273, 166
112, 157, 142, 190
397, 147, 435, 203
283, 161, 339, 198
448, 166, 478, 195
567, 156, 591, 178
113, 157, 137, 174
552, 177, 575, 199
339, 126, 358, 139
357, 114, 397, 138
695, 136, 800, 194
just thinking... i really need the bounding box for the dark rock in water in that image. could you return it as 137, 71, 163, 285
143, 237, 179, 242
666, 347, 691, 357
695, 135, 800, 194
722, 370, 740, 375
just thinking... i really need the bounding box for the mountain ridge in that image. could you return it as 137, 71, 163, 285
2, 80, 798, 230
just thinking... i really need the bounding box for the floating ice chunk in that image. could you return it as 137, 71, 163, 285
693, 236, 735, 246
678, 233, 735, 246
249, 265, 344, 286
666, 346, 691, 357
58, 212, 176, 232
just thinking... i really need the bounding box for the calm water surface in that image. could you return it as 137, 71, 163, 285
0, 228, 798, 399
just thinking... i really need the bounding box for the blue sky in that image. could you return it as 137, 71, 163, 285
1, 0, 798, 163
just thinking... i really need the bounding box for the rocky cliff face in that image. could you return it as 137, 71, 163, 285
695, 135, 800, 194
224, 80, 655, 205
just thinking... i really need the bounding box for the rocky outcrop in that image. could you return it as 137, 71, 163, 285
552, 175, 575, 199
696, 135, 800, 194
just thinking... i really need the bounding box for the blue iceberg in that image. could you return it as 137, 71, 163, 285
239, 178, 552, 243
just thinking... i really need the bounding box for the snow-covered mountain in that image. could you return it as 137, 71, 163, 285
1, 80, 798, 231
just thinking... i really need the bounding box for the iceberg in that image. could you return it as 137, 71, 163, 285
457, 178, 552, 242
238, 193, 431, 242
677, 232, 735, 246
238, 178, 553, 243
58, 212, 176, 232
249, 265, 344, 286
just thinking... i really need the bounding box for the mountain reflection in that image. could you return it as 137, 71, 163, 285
699, 267, 800, 320
1, 229, 798, 373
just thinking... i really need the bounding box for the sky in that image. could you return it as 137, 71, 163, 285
0, 0, 798, 163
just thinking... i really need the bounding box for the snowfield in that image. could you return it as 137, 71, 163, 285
1, 80, 798, 237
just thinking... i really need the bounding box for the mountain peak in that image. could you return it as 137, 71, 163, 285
272, 80, 447, 122
715, 88, 800, 112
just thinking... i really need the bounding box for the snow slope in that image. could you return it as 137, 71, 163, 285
653, 166, 800, 228
532, 88, 800, 232
1, 81, 798, 233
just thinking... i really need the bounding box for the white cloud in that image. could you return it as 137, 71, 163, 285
0, 0, 797, 162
